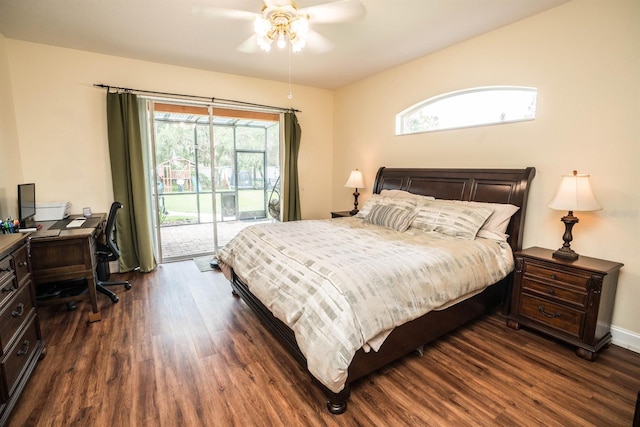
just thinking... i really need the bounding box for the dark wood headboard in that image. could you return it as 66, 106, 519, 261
372, 167, 536, 252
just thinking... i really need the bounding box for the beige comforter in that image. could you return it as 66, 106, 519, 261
216, 217, 514, 393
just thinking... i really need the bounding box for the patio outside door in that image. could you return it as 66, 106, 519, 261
235, 151, 266, 220
146, 101, 280, 262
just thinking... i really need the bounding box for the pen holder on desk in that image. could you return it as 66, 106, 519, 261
1, 218, 19, 233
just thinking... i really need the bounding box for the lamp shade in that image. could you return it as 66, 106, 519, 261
547, 171, 601, 212
344, 170, 365, 189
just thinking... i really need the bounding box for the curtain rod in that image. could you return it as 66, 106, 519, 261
93, 84, 300, 113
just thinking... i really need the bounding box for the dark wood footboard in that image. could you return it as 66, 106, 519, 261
231, 270, 507, 414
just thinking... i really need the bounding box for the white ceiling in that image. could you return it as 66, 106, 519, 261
0, 0, 569, 90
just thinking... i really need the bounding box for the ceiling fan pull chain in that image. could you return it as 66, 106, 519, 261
288, 44, 293, 99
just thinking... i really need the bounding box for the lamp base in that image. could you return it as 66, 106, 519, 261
349, 209, 359, 216
553, 211, 579, 260
552, 246, 579, 260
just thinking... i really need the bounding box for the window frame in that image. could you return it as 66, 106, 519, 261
395, 86, 538, 135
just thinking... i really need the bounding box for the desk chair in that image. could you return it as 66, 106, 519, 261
96, 202, 132, 303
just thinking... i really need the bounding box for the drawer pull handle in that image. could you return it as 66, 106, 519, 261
2, 285, 16, 293
17, 339, 30, 356
12, 303, 25, 317
547, 288, 555, 295
538, 306, 560, 318
18, 261, 28, 267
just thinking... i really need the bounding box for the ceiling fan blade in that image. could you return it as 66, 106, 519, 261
305, 30, 335, 53
191, 3, 256, 21
237, 34, 261, 54
302, 0, 366, 24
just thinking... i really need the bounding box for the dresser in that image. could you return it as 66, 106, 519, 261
507, 246, 623, 361
0, 234, 45, 426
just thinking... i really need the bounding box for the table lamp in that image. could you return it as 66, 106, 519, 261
344, 169, 365, 215
547, 170, 601, 260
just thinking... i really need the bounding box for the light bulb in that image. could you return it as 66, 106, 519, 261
253, 17, 270, 36
291, 37, 305, 52
277, 33, 286, 49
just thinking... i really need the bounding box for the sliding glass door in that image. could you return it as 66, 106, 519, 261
145, 100, 281, 262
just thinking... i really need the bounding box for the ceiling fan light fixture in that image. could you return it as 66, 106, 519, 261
253, 16, 271, 37
290, 35, 305, 52
277, 32, 287, 49
257, 34, 272, 51
254, 1, 309, 52
290, 16, 309, 37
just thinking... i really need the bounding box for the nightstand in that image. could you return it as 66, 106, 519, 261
331, 211, 354, 218
507, 246, 623, 361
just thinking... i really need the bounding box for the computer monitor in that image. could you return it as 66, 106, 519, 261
17, 183, 36, 228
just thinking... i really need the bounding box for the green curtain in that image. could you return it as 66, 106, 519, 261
106, 92, 157, 273
282, 112, 302, 221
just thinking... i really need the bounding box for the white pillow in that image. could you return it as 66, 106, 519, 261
437, 199, 520, 241
411, 201, 494, 240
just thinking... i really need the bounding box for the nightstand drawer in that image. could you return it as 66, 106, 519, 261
524, 263, 591, 289
518, 293, 584, 338
0, 313, 39, 400
521, 276, 588, 308
0, 285, 34, 355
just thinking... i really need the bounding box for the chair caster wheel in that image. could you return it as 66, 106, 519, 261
125, 283, 132, 290
110, 295, 119, 303
67, 302, 77, 311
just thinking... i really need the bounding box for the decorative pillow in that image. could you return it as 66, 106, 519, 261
380, 189, 436, 202
355, 195, 416, 218
436, 200, 520, 241
411, 201, 494, 240
365, 204, 417, 232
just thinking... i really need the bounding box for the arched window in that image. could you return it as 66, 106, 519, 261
395, 86, 537, 135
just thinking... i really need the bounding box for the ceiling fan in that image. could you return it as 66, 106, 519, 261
192, 0, 366, 54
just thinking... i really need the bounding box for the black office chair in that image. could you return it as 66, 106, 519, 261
96, 202, 132, 303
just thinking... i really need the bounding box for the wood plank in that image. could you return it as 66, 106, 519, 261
6, 261, 640, 426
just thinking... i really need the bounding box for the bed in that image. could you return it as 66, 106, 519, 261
216, 166, 536, 414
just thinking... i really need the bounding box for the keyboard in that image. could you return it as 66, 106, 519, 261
66, 218, 87, 228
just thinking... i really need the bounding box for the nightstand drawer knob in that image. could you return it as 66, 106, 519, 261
550, 274, 557, 280
547, 288, 555, 295
538, 306, 560, 318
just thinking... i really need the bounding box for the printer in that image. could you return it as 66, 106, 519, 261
34, 202, 72, 221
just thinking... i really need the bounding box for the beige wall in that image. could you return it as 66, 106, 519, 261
333, 0, 639, 341
0, 35, 23, 217
2, 39, 333, 220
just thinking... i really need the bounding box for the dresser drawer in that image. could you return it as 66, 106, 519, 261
0, 285, 34, 355
518, 293, 585, 338
0, 313, 39, 401
11, 245, 30, 286
521, 276, 588, 308
0, 270, 17, 309
524, 263, 591, 289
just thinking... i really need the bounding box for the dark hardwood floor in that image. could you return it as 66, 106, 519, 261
7, 261, 640, 426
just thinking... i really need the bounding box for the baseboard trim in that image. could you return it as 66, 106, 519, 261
611, 325, 640, 354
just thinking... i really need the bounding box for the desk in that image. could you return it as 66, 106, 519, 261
28, 213, 106, 323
